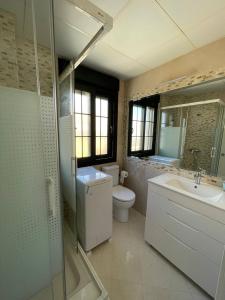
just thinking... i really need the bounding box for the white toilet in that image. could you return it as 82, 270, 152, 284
102, 165, 135, 222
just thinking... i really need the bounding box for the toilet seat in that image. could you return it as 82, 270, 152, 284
112, 185, 135, 202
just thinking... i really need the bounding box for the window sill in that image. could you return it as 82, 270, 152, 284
77, 157, 116, 168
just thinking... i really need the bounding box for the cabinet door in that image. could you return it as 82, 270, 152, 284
216, 247, 225, 300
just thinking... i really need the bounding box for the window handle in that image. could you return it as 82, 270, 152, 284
110, 125, 113, 134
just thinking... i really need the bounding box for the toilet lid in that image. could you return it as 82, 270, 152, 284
112, 185, 135, 202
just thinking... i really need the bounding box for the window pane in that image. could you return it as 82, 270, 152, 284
133, 105, 138, 120
136, 137, 143, 151
145, 122, 150, 137
96, 117, 100, 136
150, 122, 154, 136
101, 99, 108, 117
76, 137, 82, 158
95, 97, 101, 116
137, 107, 144, 121
101, 117, 108, 136
144, 137, 149, 150
82, 115, 91, 136
132, 121, 137, 136
136, 121, 144, 136
146, 107, 154, 122
131, 136, 136, 151
101, 137, 108, 155
82, 137, 91, 157
75, 113, 82, 136
144, 137, 153, 150
82, 91, 91, 114
96, 137, 101, 155
75, 90, 82, 113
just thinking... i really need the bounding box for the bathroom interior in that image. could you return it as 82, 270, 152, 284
1, 0, 225, 299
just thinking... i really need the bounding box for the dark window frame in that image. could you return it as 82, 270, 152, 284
75, 81, 118, 167
128, 95, 160, 157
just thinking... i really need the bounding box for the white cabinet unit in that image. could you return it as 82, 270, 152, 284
76, 167, 113, 252
145, 174, 225, 298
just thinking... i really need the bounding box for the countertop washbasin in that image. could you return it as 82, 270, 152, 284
148, 173, 225, 209
166, 178, 223, 201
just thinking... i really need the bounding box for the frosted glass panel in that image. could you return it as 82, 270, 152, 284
0, 86, 52, 299
159, 127, 181, 158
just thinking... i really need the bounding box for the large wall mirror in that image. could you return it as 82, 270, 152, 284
128, 78, 225, 177
155, 78, 225, 177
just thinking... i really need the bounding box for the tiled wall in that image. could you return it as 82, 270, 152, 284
0, 9, 19, 88
0, 9, 52, 96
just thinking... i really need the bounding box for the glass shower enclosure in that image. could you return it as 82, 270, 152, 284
0, 0, 65, 299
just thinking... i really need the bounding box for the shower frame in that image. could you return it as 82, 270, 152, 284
59, 0, 113, 83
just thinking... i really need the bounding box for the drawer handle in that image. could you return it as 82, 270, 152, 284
164, 228, 197, 252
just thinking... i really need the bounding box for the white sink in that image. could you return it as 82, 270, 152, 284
166, 178, 223, 202
148, 173, 225, 208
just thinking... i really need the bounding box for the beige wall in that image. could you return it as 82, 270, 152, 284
125, 37, 225, 101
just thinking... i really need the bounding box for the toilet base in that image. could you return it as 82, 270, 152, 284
113, 206, 129, 222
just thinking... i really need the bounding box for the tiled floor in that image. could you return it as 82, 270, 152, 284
89, 208, 212, 300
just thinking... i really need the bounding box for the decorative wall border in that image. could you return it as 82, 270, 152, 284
127, 67, 225, 101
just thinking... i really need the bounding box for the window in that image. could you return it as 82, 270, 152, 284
128, 96, 159, 157
74, 84, 117, 167
75, 90, 91, 158
95, 97, 109, 155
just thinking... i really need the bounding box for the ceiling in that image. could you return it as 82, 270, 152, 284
54, 0, 225, 80
1, 0, 225, 80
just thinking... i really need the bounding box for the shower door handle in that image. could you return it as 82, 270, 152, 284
47, 177, 56, 218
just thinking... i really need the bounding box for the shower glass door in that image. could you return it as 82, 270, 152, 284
0, 0, 65, 299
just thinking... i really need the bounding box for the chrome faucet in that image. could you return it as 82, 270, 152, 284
194, 168, 205, 185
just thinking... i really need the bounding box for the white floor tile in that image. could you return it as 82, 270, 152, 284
89, 209, 211, 300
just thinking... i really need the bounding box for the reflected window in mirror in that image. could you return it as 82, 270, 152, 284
128, 95, 159, 157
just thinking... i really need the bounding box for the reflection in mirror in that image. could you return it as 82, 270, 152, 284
157, 79, 225, 177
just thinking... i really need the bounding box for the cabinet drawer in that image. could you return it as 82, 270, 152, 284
148, 220, 219, 297
167, 199, 225, 244
164, 213, 224, 266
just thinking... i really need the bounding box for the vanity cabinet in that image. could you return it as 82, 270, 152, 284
144, 181, 225, 297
